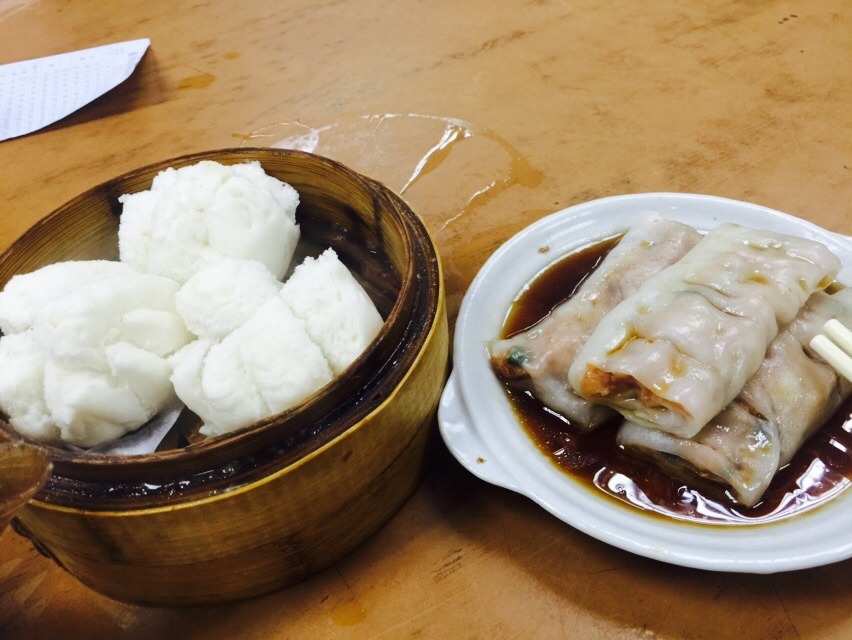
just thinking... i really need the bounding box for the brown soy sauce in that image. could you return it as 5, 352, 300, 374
500, 238, 852, 525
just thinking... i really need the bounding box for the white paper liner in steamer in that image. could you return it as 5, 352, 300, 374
57, 398, 185, 456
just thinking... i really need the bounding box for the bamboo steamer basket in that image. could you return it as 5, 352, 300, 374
0, 149, 448, 605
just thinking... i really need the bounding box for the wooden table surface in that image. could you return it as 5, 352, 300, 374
1, 1, 851, 638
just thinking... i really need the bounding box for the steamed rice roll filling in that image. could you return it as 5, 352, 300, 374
617, 288, 852, 507
569, 224, 841, 438
488, 216, 701, 430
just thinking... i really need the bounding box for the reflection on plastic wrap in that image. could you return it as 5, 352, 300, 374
235, 113, 543, 236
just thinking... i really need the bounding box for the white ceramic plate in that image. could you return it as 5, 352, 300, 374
439, 193, 852, 573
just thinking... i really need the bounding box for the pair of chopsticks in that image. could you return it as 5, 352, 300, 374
811, 320, 852, 382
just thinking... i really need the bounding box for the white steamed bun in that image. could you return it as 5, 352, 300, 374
0, 260, 132, 335
171, 298, 333, 437
281, 249, 383, 374
0, 261, 193, 447
118, 160, 300, 284
175, 258, 280, 340
0, 333, 56, 441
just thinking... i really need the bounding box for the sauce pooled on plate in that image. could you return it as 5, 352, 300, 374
500, 237, 852, 524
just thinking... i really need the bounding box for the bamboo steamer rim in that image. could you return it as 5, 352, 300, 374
0, 148, 442, 509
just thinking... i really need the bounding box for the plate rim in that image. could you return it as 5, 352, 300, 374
439, 192, 852, 573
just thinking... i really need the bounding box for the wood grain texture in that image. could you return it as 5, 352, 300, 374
0, 0, 850, 637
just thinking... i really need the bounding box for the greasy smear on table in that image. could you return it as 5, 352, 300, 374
235, 114, 543, 234
501, 239, 852, 525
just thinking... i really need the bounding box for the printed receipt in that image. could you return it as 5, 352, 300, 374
0, 38, 150, 142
